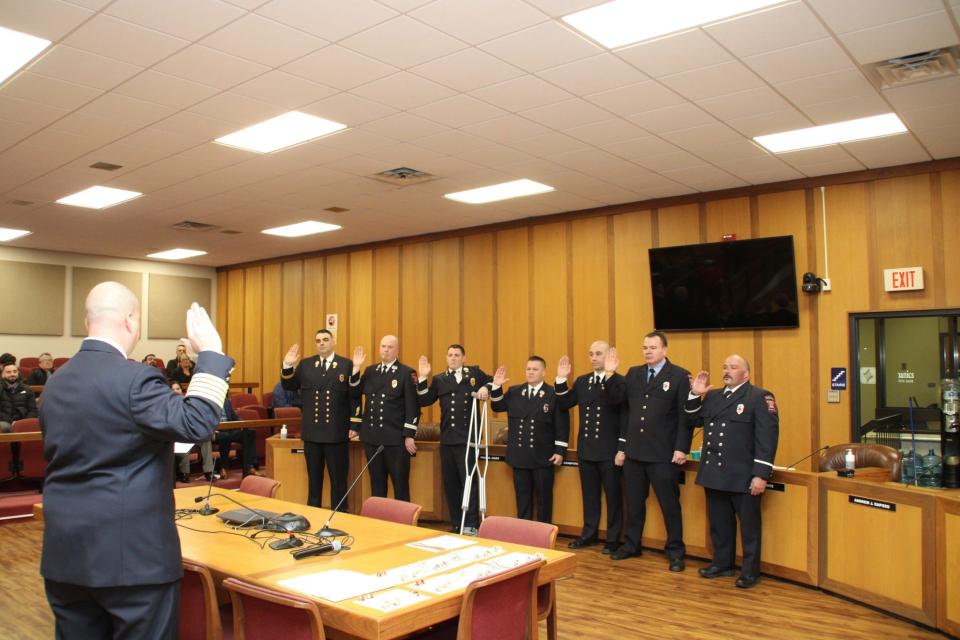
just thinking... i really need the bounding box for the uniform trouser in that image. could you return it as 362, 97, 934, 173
705, 488, 763, 578
177, 441, 213, 474
512, 466, 555, 523
304, 440, 349, 510
622, 458, 685, 558
441, 443, 479, 530
45, 578, 179, 640
216, 429, 256, 474
366, 443, 410, 502
579, 457, 623, 544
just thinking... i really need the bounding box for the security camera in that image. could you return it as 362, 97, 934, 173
802, 272, 824, 293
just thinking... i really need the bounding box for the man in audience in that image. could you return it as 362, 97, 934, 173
165, 344, 193, 378
40, 282, 231, 637
0, 353, 16, 367
280, 329, 353, 509
214, 394, 258, 479
271, 379, 300, 409
555, 341, 624, 553
686, 355, 779, 589
350, 335, 419, 501
26, 353, 56, 385
603, 331, 692, 570
0, 361, 38, 432
142, 354, 157, 366
417, 344, 492, 534
171, 382, 214, 483
490, 357, 569, 523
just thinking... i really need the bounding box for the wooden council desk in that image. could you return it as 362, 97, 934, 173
174, 486, 576, 639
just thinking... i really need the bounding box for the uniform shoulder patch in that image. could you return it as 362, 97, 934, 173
764, 394, 778, 415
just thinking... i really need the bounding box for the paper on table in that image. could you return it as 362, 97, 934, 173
406, 535, 475, 552
353, 588, 430, 612
174, 442, 196, 454
415, 552, 542, 595
278, 570, 392, 602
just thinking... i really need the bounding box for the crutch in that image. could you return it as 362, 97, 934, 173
460, 393, 490, 533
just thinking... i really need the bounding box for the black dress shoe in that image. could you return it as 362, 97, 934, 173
735, 576, 759, 589
177, 473, 190, 484
669, 557, 685, 572
698, 566, 735, 579
610, 547, 639, 561
602, 543, 618, 555
568, 537, 599, 550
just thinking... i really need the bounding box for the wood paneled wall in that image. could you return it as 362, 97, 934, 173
217, 167, 960, 469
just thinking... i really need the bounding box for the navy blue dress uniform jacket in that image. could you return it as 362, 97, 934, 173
416, 366, 492, 445
281, 354, 354, 444
40, 340, 234, 588
606, 360, 692, 462
350, 361, 420, 446
491, 383, 569, 469
685, 383, 780, 493
555, 373, 624, 462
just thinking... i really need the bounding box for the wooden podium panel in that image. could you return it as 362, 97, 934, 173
819, 477, 937, 626
937, 495, 960, 637
758, 469, 819, 585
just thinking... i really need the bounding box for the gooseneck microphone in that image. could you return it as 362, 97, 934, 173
786, 445, 831, 470
317, 443, 385, 538
197, 469, 218, 515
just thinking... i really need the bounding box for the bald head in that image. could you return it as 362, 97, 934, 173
379, 335, 399, 364
588, 340, 609, 371
721, 354, 750, 388
85, 282, 141, 354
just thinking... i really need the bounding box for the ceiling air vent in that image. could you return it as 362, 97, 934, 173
369, 167, 437, 187
172, 221, 220, 232
6, 199, 34, 206
871, 48, 959, 88
89, 161, 123, 171
220, 229, 242, 235
324, 206, 350, 213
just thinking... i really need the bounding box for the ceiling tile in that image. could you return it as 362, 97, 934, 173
615, 29, 734, 78
775, 68, 878, 107
697, 86, 792, 121
411, 94, 507, 128
282, 45, 397, 91
564, 118, 648, 146
310, 128, 396, 155
151, 110, 239, 140
603, 135, 683, 160
362, 113, 450, 142
0, 119, 36, 150
634, 150, 707, 172
1, 72, 103, 111
470, 75, 573, 112
537, 53, 648, 95
351, 72, 456, 110
840, 11, 959, 64
231, 71, 337, 109
802, 93, 891, 125
585, 80, 685, 117
913, 124, 960, 159
744, 38, 855, 85
154, 45, 270, 90
114, 70, 220, 110
340, 16, 465, 68
661, 165, 748, 192
302, 92, 397, 126
458, 144, 538, 169
791, 156, 867, 177
79, 92, 177, 128
410, 48, 525, 92
726, 108, 813, 137
376, 0, 433, 11
221, 0, 271, 9
626, 103, 715, 134
662, 122, 764, 159
188, 92, 282, 125
519, 98, 610, 130
104, 0, 245, 41
899, 103, 960, 132
410, 0, 547, 45
358, 142, 445, 168
713, 155, 804, 183
660, 60, 765, 102
806, 0, 945, 33
461, 114, 550, 144
842, 134, 930, 168
414, 130, 492, 154
255, 0, 398, 41
705, 2, 829, 58
521, 0, 607, 18
1, 0, 94, 41
201, 14, 327, 67
63, 14, 189, 67
28, 45, 143, 91
479, 21, 601, 73
884, 75, 960, 112
0, 95, 76, 130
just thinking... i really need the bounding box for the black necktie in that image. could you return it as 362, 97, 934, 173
724, 389, 733, 399
322, 360, 328, 372
647, 368, 655, 384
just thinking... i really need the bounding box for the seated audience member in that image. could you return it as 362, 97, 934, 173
26, 352, 56, 385
165, 344, 194, 377
271, 379, 300, 408
214, 396, 260, 478
170, 353, 195, 386
0, 353, 16, 367
171, 382, 215, 483
142, 353, 157, 366
0, 362, 38, 432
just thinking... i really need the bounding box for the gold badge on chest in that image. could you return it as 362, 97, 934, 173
543, 403, 550, 413
391, 379, 398, 388
339, 374, 345, 382
662, 381, 670, 391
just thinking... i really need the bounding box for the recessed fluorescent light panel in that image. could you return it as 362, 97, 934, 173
753, 113, 908, 153
215, 111, 347, 153
261, 221, 342, 237
56, 186, 142, 209
0, 26, 51, 85
444, 179, 555, 204
563, 0, 785, 49
147, 248, 207, 260
0, 227, 31, 242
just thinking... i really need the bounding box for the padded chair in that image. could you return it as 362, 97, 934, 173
11, 419, 45, 481
179, 558, 226, 640
360, 496, 422, 526
239, 475, 281, 498
53, 357, 70, 368
261, 391, 274, 409
234, 407, 261, 422
273, 407, 301, 420
458, 558, 545, 640
231, 393, 259, 408
224, 577, 325, 640
19, 357, 39, 380
478, 517, 559, 640
818, 443, 902, 481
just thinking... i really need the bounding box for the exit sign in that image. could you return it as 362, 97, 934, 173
883, 267, 924, 292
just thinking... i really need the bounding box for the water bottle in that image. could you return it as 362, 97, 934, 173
844, 448, 855, 470
280, 424, 288, 440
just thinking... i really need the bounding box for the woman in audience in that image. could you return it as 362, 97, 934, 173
170, 354, 194, 387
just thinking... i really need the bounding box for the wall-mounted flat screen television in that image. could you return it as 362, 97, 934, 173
648, 236, 799, 331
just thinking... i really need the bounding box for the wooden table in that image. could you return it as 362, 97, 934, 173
174, 486, 577, 639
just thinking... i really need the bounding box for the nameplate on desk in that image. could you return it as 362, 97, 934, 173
289, 448, 305, 454
766, 482, 785, 492
480, 455, 504, 462
849, 495, 896, 511
561, 460, 579, 468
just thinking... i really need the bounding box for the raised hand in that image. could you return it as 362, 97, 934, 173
604, 347, 619, 374
556, 355, 571, 379
184, 302, 222, 354
352, 346, 367, 373
283, 344, 300, 368
689, 371, 713, 396
492, 366, 508, 387
418, 355, 431, 379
